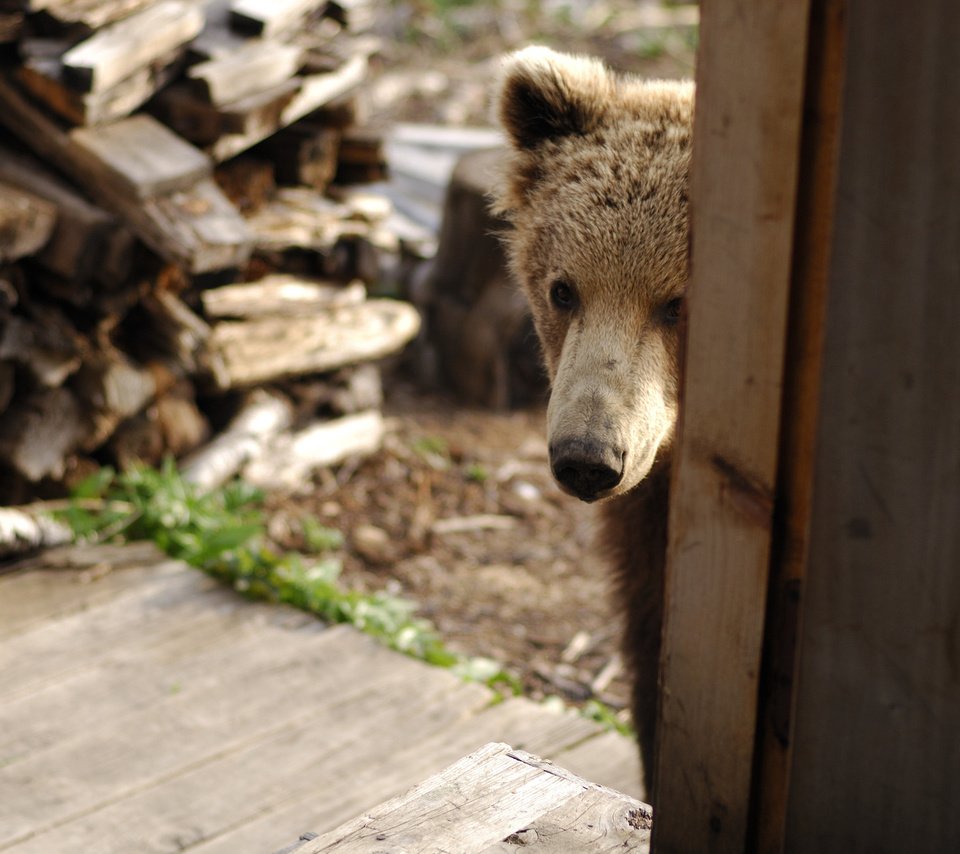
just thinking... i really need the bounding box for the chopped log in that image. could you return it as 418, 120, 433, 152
180, 388, 294, 491
186, 41, 305, 106
206, 297, 420, 389
242, 186, 351, 253
137, 290, 215, 375
19, 48, 185, 125
0, 80, 251, 273
252, 120, 340, 189
283, 362, 383, 419
0, 181, 57, 262
213, 157, 276, 214
0, 144, 132, 284
25, 0, 157, 32
335, 124, 387, 184
0, 507, 73, 560
229, 0, 325, 38
60, 1, 204, 93
0, 386, 87, 481
200, 274, 366, 318
242, 409, 384, 490
71, 347, 160, 450
0, 310, 83, 388
70, 114, 212, 199
210, 53, 367, 161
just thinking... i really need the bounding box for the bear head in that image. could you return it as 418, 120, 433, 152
493, 46, 693, 503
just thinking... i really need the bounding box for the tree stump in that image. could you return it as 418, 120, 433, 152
426, 147, 545, 409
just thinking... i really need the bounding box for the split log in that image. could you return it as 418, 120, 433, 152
0, 386, 87, 481
229, 0, 326, 38
242, 186, 362, 253
210, 53, 367, 161
0, 507, 73, 560
252, 120, 340, 189
60, 0, 204, 93
283, 362, 383, 419
200, 274, 365, 318
0, 76, 252, 273
24, 0, 157, 32
186, 41, 305, 106
137, 290, 214, 374
242, 409, 384, 490
19, 48, 185, 126
206, 297, 420, 389
70, 114, 212, 199
0, 310, 83, 388
71, 347, 161, 450
0, 181, 57, 262
180, 388, 293, 491
0, 145, 134, 285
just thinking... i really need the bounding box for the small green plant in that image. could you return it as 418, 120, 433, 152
56, 461, 516, 695
55, 461, 630, 735
300, 517, 345, 553
583, 699, 634, 737
464, 463, 488, 483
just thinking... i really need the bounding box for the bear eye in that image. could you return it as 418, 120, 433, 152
549, 280, 577, 311
662, 297, 684, 325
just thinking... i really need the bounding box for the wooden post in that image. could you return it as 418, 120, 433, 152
783, 1, 960, 850
653, 2, 811, 851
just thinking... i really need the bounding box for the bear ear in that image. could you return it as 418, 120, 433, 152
496, 46, 614, 150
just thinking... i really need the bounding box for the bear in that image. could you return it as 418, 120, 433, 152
491, 46, 693, 798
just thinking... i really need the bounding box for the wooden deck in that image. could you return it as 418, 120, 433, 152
0, 542, 642, 853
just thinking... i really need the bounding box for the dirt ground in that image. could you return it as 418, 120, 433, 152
265, 381, 632, 714
264, 1, 697, 721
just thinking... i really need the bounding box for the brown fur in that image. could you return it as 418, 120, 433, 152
492, 46, 693, 798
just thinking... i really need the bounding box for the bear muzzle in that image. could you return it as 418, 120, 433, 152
549, 437, 625, 502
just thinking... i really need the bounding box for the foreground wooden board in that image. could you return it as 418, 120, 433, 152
207, 298, 421, 388
0, 544, 642, 853
298, 742, 651, 853
0, 75, 251, 273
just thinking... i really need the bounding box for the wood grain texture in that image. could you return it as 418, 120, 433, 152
653, 1, 811, 851
60, 0, 203, 93
785, 1, 960, 851
750, 1, 847, 850
0, 545, 641, 854
300, 744, 650, 853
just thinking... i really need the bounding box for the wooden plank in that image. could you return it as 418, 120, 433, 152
653, 2, 811, 852
201, 275, 365, 318
750, 1, 847, 850
70, 114, 211, 199
60, 0, 203, 93
8, 656, 492, 854
19, 49, 184, 125
25, 0, 156, 31
210, 53, 366, 161
0, 542, 173, 639
0, 145, 131, 283
0, 181, 57, 261
229, 0, 324, 38
784, 2, 960, 851
300, 743, 649, 853
0, 78, 251, 273
207, 298, 420, 389
187, 40, 304, 106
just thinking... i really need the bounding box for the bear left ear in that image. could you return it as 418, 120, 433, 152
496, 46, 614, 150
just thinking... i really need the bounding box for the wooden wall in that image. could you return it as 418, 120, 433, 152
784, 0, 960, 850
654, 0, 960, 850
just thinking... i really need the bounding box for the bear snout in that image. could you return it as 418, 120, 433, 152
550, 438, 625, 502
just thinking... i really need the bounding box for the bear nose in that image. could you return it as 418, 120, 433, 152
550, 439, 624, 502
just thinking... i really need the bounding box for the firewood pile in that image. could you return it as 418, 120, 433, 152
0, 0, 439, 503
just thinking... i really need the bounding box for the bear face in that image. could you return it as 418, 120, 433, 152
493, 47, 693, 503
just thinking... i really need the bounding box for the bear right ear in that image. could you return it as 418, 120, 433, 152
496, 46, 614, 150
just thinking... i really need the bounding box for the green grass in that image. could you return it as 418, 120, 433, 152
54, 459, 629, 734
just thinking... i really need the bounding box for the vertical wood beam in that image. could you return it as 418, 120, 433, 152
748, 2, 847, 851
653, 2, 811, 851
784, 0, 960, 850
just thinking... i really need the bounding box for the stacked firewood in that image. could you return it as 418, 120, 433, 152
0, 0, 433, 504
